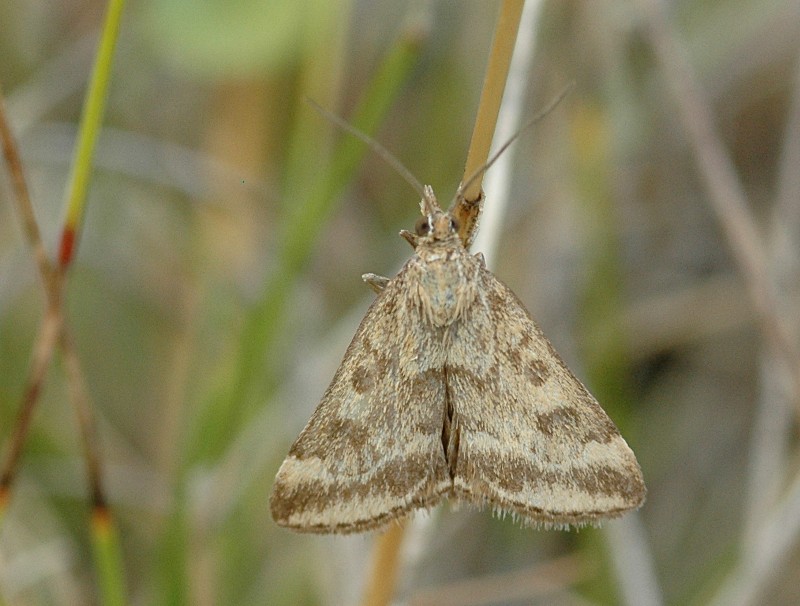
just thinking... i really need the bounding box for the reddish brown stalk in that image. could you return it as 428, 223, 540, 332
0, 90, 57, 292
0, 307, 62, 491
59, 226, 78, 269
0, 88, 107, 512
60, 327, 106, 508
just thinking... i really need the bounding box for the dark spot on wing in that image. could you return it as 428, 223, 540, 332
351, 365, 372, 394
536, 404, 618, 444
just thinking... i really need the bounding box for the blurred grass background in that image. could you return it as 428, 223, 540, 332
2, 0, 800, 604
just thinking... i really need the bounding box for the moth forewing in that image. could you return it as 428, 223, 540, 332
269, 265, 451, 534
446, 267, 645, 527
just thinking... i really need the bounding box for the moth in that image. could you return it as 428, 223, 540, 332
270, 106, 646, 534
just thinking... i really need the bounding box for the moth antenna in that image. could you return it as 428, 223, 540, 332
420, 184, 443, 217
306, 98, 427, 200
449, 82, 575, 210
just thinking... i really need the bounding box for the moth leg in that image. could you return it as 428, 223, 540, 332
362, 273, 390, 293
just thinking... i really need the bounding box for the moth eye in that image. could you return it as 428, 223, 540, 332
449, 217, 459, 232
415, 216, 430, 236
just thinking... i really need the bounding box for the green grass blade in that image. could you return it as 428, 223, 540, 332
91, 507, 127, 606
59, 0, 126, 269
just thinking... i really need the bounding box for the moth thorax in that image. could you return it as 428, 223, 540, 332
416, 250, 477, 328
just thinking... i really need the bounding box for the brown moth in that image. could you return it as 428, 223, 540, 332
270, 178, 646, 533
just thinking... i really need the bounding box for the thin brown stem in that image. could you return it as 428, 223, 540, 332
0, 89, 57, 293
0, 87, 107, 510
0, 307, 61, 491
60, 327, 106, 507
0, 88, 60, 499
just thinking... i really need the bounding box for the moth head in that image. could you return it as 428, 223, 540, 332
414, 213, 459, 240
416, 185, 459, 242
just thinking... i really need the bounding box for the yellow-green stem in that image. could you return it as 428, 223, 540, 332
59, 0, 126, 268
91, 506, 128, 606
